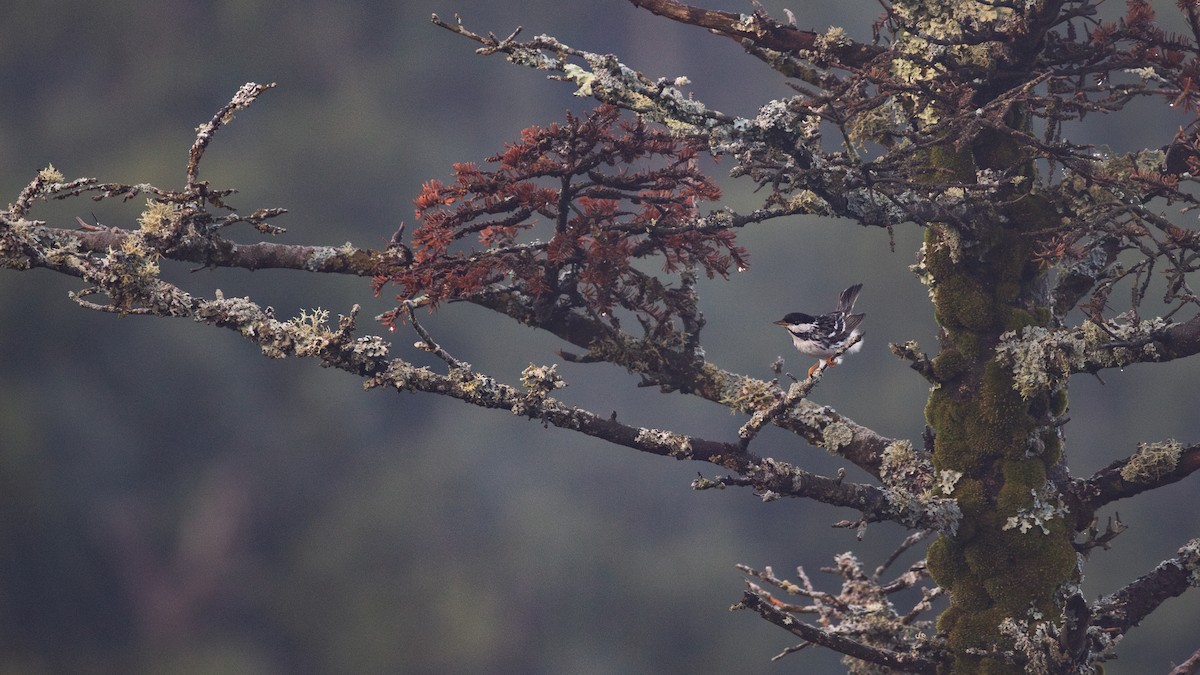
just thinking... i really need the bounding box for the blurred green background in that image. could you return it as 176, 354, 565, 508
1, 1, 1197, 673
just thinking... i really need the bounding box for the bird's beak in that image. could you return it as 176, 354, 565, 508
772, 320, 788, 326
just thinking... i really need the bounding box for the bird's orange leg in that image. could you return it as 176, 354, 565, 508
807, 359, 839, 378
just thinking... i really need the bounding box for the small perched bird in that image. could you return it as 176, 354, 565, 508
774, 284, 865, 377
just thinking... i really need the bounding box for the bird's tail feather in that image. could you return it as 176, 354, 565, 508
837, 283, 863, 314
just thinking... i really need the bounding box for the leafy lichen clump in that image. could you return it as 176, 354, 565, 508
1002, 483, 1066, 535
996, 315, 1168, 399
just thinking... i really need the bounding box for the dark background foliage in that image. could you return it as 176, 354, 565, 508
1, 1, 1197, 672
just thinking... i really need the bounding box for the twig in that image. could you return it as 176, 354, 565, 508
187, 82, 276, 188
738, 332, 864, 448
402, 300, 466, 369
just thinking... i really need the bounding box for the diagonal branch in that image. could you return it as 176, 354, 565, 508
469, 286, 897, 478
1065, 440, 1200, 528
183, 285, 939, 525
431, 13, 731, 133
1092, 538, 1200, 638
6, 217, 936, 527
733, 590, 941, 673
625, 0, 883, 68
738, 333, 864, 448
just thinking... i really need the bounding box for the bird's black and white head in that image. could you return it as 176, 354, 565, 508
774, 284, 865, 363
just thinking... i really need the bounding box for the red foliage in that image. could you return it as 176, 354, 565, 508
376, 105, 744, 326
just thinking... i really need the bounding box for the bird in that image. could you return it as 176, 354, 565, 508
773, 284, 865, 378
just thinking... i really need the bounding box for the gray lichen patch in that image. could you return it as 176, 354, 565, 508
821, 421, 854, 453
996, 314, 1169, 398
635, 427, 693, 459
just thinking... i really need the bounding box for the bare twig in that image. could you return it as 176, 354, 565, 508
187, 82, 276, 189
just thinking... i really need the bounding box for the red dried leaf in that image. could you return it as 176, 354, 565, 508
380, 105, 738, 320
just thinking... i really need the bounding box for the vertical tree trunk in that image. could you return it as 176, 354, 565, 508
921, 133, 1078, 671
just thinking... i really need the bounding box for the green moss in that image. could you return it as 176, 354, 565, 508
979, 361, 1025, 426
952, 330, 982, 361
997, 460, 1046, 508
1040, 430, 1062, 464
995, 280, 1020, 303
952, 477, 987, 520
931, 348, 968, 382
928, 144, 977, 182
1050, 388, 1068, 417
1000, 306, 1037, 332
926, 536, 958, 586
923, 229, 956, 280
936, 276, 996, 331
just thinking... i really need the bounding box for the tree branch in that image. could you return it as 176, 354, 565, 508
732, 590, 941, 673
4, 211, 937, 527
625, 0, 883, 68
1092, 538, 1200, 638
469, 286, 897, 478
36, 224, 406, 276
996, 314, 1200, 399
1066, 440, 1200, 527
431, 13, 732, 132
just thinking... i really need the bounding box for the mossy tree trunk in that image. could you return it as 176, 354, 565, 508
895, 4, 1083, 670
922, 170, 1078, 672
916, 115, 1080, 672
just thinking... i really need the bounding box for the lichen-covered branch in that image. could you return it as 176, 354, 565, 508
1093, 538, 1200, 638
733, 589, 941, 673
995, 315, 1200, 400
737, 332, 864, 448
468, 285, 897, 478
431, 13, 730, 133
625, 0, 884, 76
28, 224, 405, 276
145, 279, 951, 526
1067, 440, 1200, 525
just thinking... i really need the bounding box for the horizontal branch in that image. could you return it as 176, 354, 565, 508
37, 224, 404, 276
996, 314, 1200, 399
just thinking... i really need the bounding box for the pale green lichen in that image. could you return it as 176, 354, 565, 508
884, 485, 961, 534
888, 0, 1012, 127
814, 26, 851, 53
352, 335, 389, 359
879, 439, 935, 493
287, 308, 336, 357
1180, 539, 1200, 587
821, 421, 854, 453
1121, 439, 1182, 483
520, 363, 566, 396
38, 164, 65, 183
937, 469, 963, 495
717, 374, 778, 414
303, 246, 342, 271
996, 611, 1066, 675
137, 199, 177, 236
995, 315, 1169, 398
563, 63, 596, 97
1002, 483, 1065, 535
